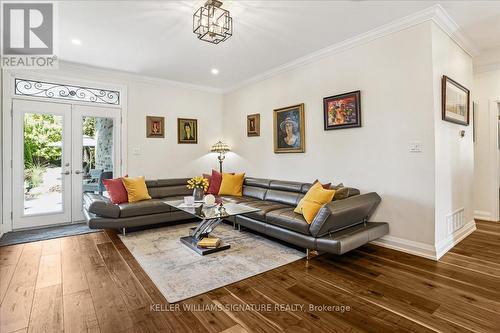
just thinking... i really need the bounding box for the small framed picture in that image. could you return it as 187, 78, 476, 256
247, 114, 260, 137
146, 116, 165, 138
442, 75, 470, 126
323, 90, 361, 130
273, 104, 305, 153
178, 118, 198, 144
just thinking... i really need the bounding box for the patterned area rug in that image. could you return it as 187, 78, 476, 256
0, 222, 99, 247
119, 222, 306, 303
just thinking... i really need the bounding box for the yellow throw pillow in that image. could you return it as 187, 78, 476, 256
218, 173, 245, 196
294, 199, 304, 214
294, 182, 335, 223
122, 176, 151, 203
301, 200, 324, 224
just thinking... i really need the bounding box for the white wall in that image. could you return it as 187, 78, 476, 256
223, 22, 438, 246
124, 78, 223, 178
431, 24, 475, 254
473, 69, 500, 221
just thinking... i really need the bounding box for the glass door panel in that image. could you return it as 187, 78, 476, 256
13, 99, 72, 229
23, 113, 64, 215
72, 105, 121, 222
81, 116, 114, 194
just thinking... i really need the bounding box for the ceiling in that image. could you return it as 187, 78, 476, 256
58, 1, 500, 90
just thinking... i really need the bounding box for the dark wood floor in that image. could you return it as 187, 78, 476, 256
1, 220, 499, 333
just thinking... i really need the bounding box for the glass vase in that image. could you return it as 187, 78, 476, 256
193, 187, 204, 202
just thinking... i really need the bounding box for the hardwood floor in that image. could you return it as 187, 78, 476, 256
1, 220, 499, 332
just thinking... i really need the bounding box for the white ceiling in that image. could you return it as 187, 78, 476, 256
58, 1, 500, 90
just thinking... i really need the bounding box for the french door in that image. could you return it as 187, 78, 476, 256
12, 99, 121, 230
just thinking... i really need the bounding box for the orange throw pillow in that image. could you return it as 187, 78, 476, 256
294, 182, 335, 223
218, 173, 245, 196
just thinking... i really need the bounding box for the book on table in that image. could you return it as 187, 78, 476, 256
197, 237, 221, 248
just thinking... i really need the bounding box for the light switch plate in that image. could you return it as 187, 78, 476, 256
132, 147, 141, 155
409, 141, 422, 153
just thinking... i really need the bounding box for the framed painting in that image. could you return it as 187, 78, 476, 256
146, 116, 165, 138
323, 90, 361, 130
178, 118, 198, 144
273, 104, 305, 153
442, 75, 470, 126
247, 114, 260, 137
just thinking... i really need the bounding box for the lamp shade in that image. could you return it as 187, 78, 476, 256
211, 140, 230, 154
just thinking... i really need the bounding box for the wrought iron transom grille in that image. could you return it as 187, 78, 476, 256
14, 78, 120, 105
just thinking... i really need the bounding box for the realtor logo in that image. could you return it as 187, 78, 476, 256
1, 2, 57, 68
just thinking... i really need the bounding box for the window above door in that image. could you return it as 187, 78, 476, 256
15, 78, 120, 105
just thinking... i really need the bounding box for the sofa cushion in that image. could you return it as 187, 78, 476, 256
146, 178, 190, 188
84, 193, 121, 219
118, 199, 171, 218
148, 185, 192, 199
266, 208, 310, 235
240, 200, 290, 222
264, 189, 301, 206
242, 186, 267, 200
244, 178, 271, 189
269, 180, 303, 193
222, 195, 259, 205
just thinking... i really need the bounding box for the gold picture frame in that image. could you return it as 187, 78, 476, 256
273, 104, 305, 153
177, 118, 198, 144
247, 113, 260, 137
146, 116, 165, 138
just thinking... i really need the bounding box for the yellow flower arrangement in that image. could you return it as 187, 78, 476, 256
186, 176, 209, 191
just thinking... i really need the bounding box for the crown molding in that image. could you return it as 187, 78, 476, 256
57, 61, 224, 94
223, 4, 478, 93
431, 4, 480, 57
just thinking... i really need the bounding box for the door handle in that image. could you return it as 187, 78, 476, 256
61, 171, 70, 175
74, 170, 83, 174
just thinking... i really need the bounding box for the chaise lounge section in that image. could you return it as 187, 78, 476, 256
224, 178, 388, 255
83, 177, 388, 255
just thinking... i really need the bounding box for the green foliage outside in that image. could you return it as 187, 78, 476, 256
23, 115, 97, 190
24, 113, 62, 167
83, 117, 96, 137
24, 163, 45, 190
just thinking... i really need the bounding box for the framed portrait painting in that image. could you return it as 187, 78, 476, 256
273, 104, 305, 153
146, 116, 165, 138
323, 90, 361, 130
442, 75, 470, 126
247, 114, 260, 137
177, 118, 198, 144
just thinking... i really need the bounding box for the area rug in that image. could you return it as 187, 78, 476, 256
119, 222, 306, 303
0, 222, 99, 246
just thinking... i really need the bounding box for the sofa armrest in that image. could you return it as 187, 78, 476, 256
309, 192, 381, 237
83, 192, 120, 219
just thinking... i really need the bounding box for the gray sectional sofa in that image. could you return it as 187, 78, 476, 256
83, 177, 388, 255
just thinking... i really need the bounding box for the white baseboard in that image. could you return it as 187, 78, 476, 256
474, 210, 498, 222
435, 220, 476, 260
371, 236, 437, 260
371, 220, 477, 261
